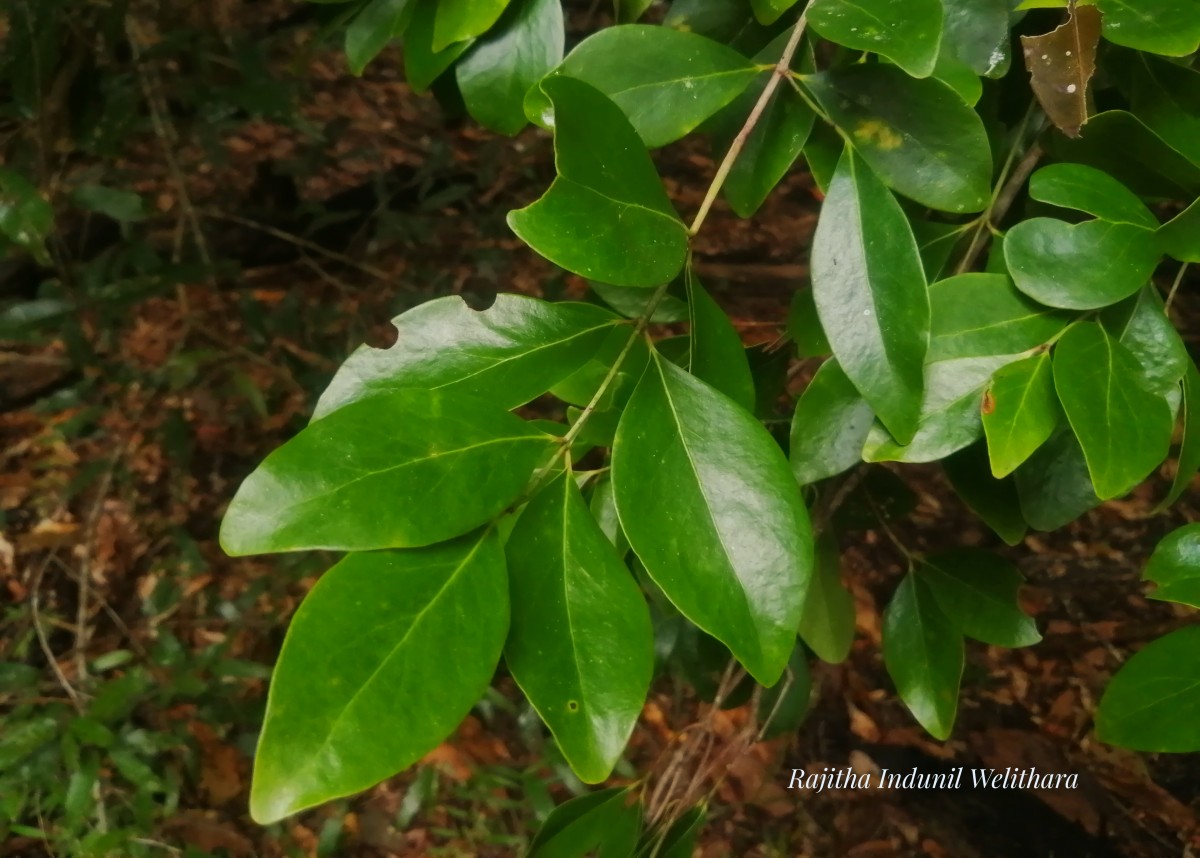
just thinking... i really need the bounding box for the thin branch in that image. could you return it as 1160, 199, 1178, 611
1166, 262, 1189, 313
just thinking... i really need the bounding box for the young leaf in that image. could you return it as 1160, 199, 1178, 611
943, 445, 1028, 546
882, 572, 963, 740
1013, 430, 1100, 531
404, 0, 473, 92
346, 0, 414, 75
612, 353, 813, 686
505, 472, 653, 784
314, 296, 618, 419
537, 25, 759, 148
982, 352, 1060, 479
1052, 323, 1173, 500
940, 0, 1012, 77
455, 0, 563, 135
1004, 217, 1161, 310
1096, 626, 1200, 753
802, 65, 992, 213
928, 273, 1071, 361
687, 275, 756, 413
1028, 164, 1157, 229
810, 148, 929, 444
508, 76, 688, 288
1019, 4, 1100, 138
249, 532, 509, 823
1159, 199, 1200, 263
790, 359, 874, 485
1163, 360, 1200, 508
920, 551, 1041, 648
221, 390, 556, 554
797, 532, 856, 664
1142, 523, 1200, 609
530, 787, 643, 857
432, 0, 510, 51
1093, 0, 1200, 57
808, 0, 943, 79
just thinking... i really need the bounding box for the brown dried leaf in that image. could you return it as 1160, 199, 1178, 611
1021, 5, 1101, 138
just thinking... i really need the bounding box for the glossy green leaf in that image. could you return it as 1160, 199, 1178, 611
1101, 286, 1188, 398
1125, 54, 1200, 168
865, 353, 1022, 464
1004, 218, 1161, 310
615, 0, 653, 22
404, 0, 473, 92
798, 532, 855, 664
221, 390, 555, 554
530, 787, 643, 858
664, 0, 752, 42
508, 77, 688, 288
982, 352, 1060, 478
1052, 322, 1173, 499
811, 148, 929, 444
1014, 430, 1100, 531
1142, 523, 1200, 609
790, 359, 874, 485
550, 326, 649, 409
588, 474, 630, 556
591, 280, 690, 323
928, 273, 1071, 361
882, 572, 962, 740
1028, 164, 1157, 229
712, 34, 815, 218
433, 0, 510, 51
931, 54, 982, 106
808, 0, 943, 78
537, 26, 759, 148
612, 354, 813, 685
940, 0, 1012, 77
687, 275, 756, 413
505, 472, 652, 783
456, 0, 563, 135
1094, 0, 1200, 57
249, 532, 509, 823
315, 296, 620, 419
920, 551, 1041, 648
802, 65, 992, 212
943, 445, 1028, 546
346, 0, 413, 74
1159, 199, 1200, 263
1096, 626, 1200, 753
1163, 360, 1200, 508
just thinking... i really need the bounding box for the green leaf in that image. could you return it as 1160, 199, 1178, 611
920, 551, 1041, 648
588, 474, 630, 556
639, 805, 706, 858
534, 26, 759, 148
0, 168, 53, 265
249, 532, 509, 823
864, 353, 1021, 464
592, 280, 690, 323
943, 445, 1028, 546
550, 326, 649, 409
712, 34, 815, 217
1028, 164, 1157, 229
505, 472, 653, 783
615, 0, 653, 21
70, 185, 146, 222
790, 359, 874, 485
808, 0, 944, 78
982, 352, 1060, 478
346, 0, 414, 74
612, 353, 813, 685
757, 645, 812, 739
1163, 360, 1200, 508
508, 76, 688, 288
940, 0, 1012, 77
221, 390, 555, 554
882, 572, 962, 740
1013, 429, 1100, 531
1101, 286, 1188, 399
433, 0, 510, 51
931, 54, 982, 106
750, 0, 800, 24
1094, 0, 1200, 57
787, 289, 831, 358
687, 275, 756, 413
797, 532, 856, 664
811, 148, 929, 444
530, 788, 643, 857
455, 0, 562, 135
803, 120, 843, 195
1143, 523, 1200, 609
928, 273, 1071, 361
404, 0, 473, 92
802, 65, 992, 212
1052, 322, 1173, 499
1159, 199, 1200, 263
1124, 54, 1200, 168
664, 0, 753, 42
315, 296, 616, 420
1096, 626, 1200, 753
1004, 218, 1161, 310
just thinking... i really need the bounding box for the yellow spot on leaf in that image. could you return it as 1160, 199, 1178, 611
854, 120, 903, 150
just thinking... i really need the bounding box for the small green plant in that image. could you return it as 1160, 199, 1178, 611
218, 0, 1200, 848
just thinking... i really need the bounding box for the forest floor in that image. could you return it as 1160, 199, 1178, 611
2, 6, 1199, 857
